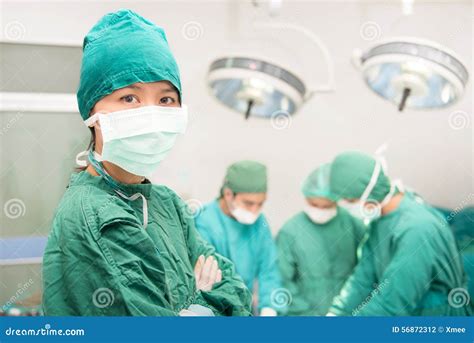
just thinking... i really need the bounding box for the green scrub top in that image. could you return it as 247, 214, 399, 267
42, 171, 252, 316
330, 193, 471, 316
194, 200, 281, 311
276, 208, 366, 315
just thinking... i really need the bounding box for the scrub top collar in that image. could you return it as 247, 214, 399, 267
72, 169, 153, 199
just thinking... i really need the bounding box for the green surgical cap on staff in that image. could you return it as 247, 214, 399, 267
76, 9, 182, 120
330, 151, 391, 202
301, 163, 337, 201
222, 161, 268, 194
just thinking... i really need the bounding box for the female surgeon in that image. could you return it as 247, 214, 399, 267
42, 9, 252, 316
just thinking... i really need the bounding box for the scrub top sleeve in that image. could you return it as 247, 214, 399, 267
356, 227, 433, 316
174, 194, 253, 316
98, 221, 178, 316
276, 229, 311, 315
43, 214, 176, 315
329, 237, 377, 316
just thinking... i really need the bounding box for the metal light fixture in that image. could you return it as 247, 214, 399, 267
208, 57, 307, 119
353, 38, 469, 111
208, 23, 334, 119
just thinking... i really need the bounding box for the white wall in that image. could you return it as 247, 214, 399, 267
1, 0, 472, 233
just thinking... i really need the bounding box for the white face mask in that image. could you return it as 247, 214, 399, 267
82, 105, 188, 176
230, 203, 260, 225
338, 200, 372, 220
304, 205, 337, 224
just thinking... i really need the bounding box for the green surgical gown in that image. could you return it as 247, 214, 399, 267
42, 171, 252, 316
276, 208, 365, 315
330, 193, 471, 316
194, 200, 281, 312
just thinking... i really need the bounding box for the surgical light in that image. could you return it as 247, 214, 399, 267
207, 23, 334, 119
353, 38, 469, 111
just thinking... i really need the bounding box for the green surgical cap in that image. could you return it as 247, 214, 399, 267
301, 163, 337, 201
77, 9, 182, 120
222, 161, 267, 194
330, 151, 391, 202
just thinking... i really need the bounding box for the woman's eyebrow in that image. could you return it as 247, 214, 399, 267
119, 85, 177, 93
122, 85, 142, 90
160, 87, 177, 94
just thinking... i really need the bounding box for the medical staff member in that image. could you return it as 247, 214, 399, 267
195, 161, 281, 316
327, 151, 470, 316
277, 163, 365, 316
437, 206, 474, 312
42, 9, 252, 316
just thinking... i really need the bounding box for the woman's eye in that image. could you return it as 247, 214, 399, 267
120, 95, 138, 104
160, 97, 175, 105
